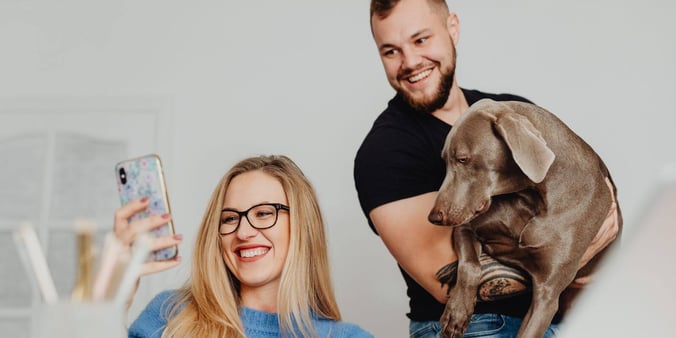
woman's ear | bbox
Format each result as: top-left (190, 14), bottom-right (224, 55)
top-left (447, 12), bottom-right (460, 45)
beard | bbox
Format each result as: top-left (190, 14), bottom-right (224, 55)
top-left (398, 45), bottom-right (457, 114)
top-left (401, 66), bottom-right (454, 114)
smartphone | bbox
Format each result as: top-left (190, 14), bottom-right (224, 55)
top-left (115, 154), bottom-right (178, 261)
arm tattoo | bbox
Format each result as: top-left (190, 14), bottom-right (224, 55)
top-left (436, 253), bottom-right (530, 302)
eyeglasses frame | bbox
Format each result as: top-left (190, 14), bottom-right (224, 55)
top-left (219, 202), bottom-right (290, 235)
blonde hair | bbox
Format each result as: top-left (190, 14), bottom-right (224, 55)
top-left (162, 155), bottom-right (341, 338)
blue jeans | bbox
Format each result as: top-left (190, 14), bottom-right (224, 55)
top-left (409, 314), bottom-right (560, 338)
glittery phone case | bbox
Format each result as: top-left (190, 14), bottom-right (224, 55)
top-left (115, 154), bottom-right (177, 261)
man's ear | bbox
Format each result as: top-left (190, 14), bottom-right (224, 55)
top-left (447, 12), bottom-right (460, 45)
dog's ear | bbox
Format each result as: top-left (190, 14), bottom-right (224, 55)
top-left (494, 113), bottom-right (555, 183)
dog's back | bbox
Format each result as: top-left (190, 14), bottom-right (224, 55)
top-left (497, 100), bottom-right (622, 274)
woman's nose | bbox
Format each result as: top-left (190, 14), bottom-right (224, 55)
top-left (236, 217), bottom-right (258, 239)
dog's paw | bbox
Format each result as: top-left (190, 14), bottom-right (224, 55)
top-left (440, 308), bottom-right (471, 338)
top-left (440, 291), bottom-right (475, 338)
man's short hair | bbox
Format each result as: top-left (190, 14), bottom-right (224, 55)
top-left (370, 0), bottom-right (449, 20)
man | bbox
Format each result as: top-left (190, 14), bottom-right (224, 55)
top-left (353, 0), bottom-right (620, 337)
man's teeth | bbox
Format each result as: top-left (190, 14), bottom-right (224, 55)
top-left (409, 69), bottom-right (432, 83)
top-left (240, 247), bottom-right (269, 258)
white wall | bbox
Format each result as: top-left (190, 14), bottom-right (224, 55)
top-left (1, 0), bottom-right (674, 336)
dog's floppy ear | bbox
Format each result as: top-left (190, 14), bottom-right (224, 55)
top-left (494, 112), bottom-right (555, 183)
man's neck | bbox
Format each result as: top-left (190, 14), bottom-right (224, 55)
top-left (431, 83), bottom-right (468, 126)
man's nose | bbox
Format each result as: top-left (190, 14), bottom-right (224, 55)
top-left (401, 48), bottom-right (423, 70)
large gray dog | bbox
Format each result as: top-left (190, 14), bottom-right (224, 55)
top-left (428, 99), bottom-right (622, 338)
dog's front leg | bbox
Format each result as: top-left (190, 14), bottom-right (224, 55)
top-left (440, 226), bottom-right (482, 338)
top-left (518, 273), bottom-right (571, 338)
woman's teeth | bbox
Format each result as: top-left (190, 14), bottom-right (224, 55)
top-left (240, 247), bottom-right (269, 258)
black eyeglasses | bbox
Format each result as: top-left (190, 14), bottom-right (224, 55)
top-left (219, 203), bottom-right (290, 235)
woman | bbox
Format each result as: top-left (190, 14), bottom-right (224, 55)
top-left (116, 155), bottom-right (372, 337)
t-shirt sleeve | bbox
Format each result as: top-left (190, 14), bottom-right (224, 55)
top-left (354, 126), bottom-right (442, 233)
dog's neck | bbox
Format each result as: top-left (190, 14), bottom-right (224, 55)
top-left (493, 171), bottom-right (536, 196)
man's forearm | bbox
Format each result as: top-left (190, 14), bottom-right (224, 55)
top-left (437, 253), bottom-right (530, 302)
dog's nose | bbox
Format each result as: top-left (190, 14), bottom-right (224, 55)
top-left (428, 210), bottom-right (445, 225)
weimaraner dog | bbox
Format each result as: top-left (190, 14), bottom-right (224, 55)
top-left (428, 99), bottom-right (622, 338)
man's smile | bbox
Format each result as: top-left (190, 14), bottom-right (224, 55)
top-left (407, 68), bottom-right (433, 83)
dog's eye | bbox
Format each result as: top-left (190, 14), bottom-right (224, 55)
top-left (457, 156), bottom-right (469, 164)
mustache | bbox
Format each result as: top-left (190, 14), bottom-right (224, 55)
top-left (398, 62), bottom-right (436, 80)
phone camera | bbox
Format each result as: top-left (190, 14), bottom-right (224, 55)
top-left (119, 167), bottom-right (127, 185)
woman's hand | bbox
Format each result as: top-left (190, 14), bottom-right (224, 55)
top-left (113, 197), bottom-right (183, 307)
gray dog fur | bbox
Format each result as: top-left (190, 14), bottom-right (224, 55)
top-left (428, 99), bottom-right (622, 338)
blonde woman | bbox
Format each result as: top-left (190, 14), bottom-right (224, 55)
top-left (116, 155), bottom-right (372, 337)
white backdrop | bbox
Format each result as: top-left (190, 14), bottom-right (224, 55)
top-left (1, 1), bottom-right (674, 336)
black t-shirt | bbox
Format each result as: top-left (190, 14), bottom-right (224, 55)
top-left (354, 88), bottom-right (550, 322)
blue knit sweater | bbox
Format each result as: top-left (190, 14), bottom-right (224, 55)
top-left (128, 291), bottom-right (373, 338)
